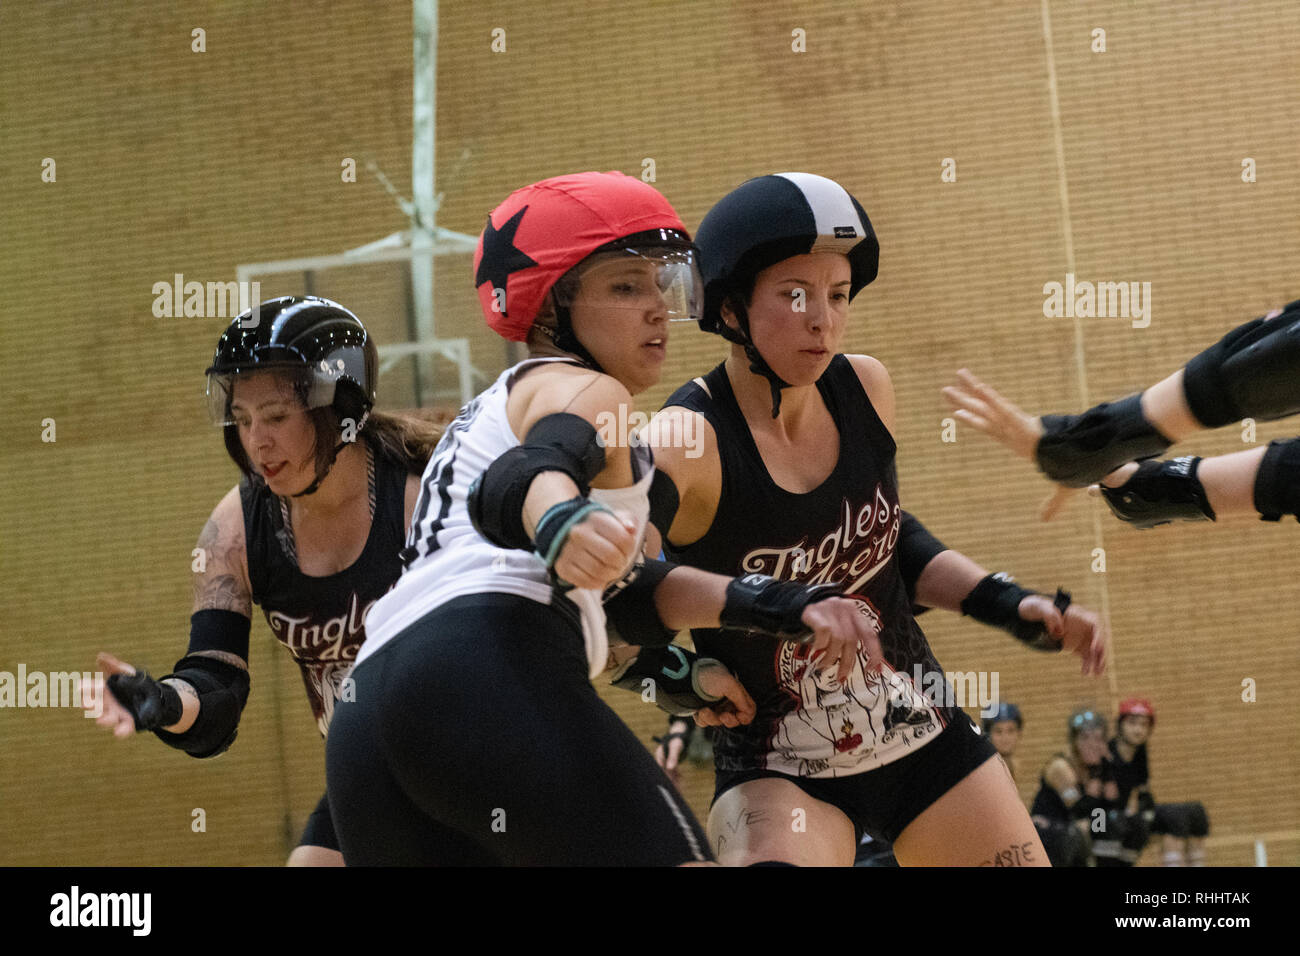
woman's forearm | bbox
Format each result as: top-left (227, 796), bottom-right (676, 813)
top-left (911, 549), bottom-right (988, 613)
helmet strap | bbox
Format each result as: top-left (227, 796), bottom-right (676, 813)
top-left (549, 303), bottom-right (605, 374)
top-left (723, 299), bottom-right (791, 419)
top-left (290, 409), bottom-right (370, 498)
top-left (289, 440), bottom-right (346, 497)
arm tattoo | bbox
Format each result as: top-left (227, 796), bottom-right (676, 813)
top-left (193, 517), bottom-right (252, 616)
top-left (196, 574), bottom-right (252, 616)
top-left (190, 649), bottom-right (249, 671)
top-left (196, 517), bottom-right (220, 554)
top-left (163, 678), bottom-right (199, 702)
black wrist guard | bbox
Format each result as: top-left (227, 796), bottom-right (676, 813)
top-left (609, 645), bottom-right (726, 716)
top-left (960, 573), bottom-right (1070, 651)
top-left (1099, 456), bottom-right (1215, 529)
top-left (605, 557), bottom-right (678, 647)
top-left (106, 669), bottom-right (184, 731)
top-left (1037, 394), bottom-right (1173, 487)
top-left (720, 573), bottom-right (843, 644)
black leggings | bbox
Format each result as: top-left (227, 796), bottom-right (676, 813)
top-left (298, 791), bottom-right (339, 851)
top-left (326, 593), bottom-right (711, 866)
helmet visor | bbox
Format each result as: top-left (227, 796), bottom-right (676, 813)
top-left (204, 339), bottom-right (372, 426)
top-left (557, 246), bottom-right (703, 323)
top-left (205, 366), bottom-right (304, 426)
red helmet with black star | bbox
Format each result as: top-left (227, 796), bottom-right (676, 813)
top-left (473, 171), bottom-right (696, 341)
top-left (1118, 697), bottom-right (1156, 728)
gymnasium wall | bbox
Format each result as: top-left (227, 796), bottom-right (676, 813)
top-left (2, 0), bottom-right (1296, 865)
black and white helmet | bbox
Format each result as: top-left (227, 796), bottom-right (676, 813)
top-left (693, 173), bottom-right (879, 415)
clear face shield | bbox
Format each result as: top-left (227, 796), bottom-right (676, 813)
top-left (554, 244), bottom-right (704, 323)
top-left (205, 346), bottom-right (370, 426)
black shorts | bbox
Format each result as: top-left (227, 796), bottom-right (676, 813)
top-left (326, 593), bottom-right (711, 866)
top-left (298, 791), bottom-right (339, 851)
top-left (713, 713), bottom-right (997, 844)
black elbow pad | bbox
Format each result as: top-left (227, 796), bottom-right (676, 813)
top-left (1183, 301), bottom-right (1300, 427)
top-left (647, 469), bottom-right (681, 539)
top-left (1254, 437), bottom-right (1300, 522)
top-left (896, 511), bottom-right (947, 605)
top-left (153, 655), bottom-right (251, 758)
top-left (468, 413), bottom-right (607, 550)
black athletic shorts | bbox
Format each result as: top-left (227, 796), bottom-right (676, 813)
top-left (713, 713), bottom-right (997, 844)
top-left (298, 791), bottom-right (339, 851)
top-left (326, 593), bottom-right (711, 866)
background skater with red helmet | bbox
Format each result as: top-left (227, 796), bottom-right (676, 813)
top-left (645, 172), bottom-right (1108, 866)
top-left (1111, 697), bottom-right (1211, 866)
top-left (1032, 709), bottom-right (1150, 866)
top-left (324, 172), bottom-right (880, 865)
top-left (85, 298), bottom-right (440, 865)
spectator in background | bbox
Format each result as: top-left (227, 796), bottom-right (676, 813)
top-left (1110, 697), bottom-right (1210, 866)
top-left (1031, 709), bottom-right (1140, 866)
top-left (983, 702), bottom-right (1024, 781)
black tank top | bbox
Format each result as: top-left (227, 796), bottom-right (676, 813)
top-left (1108, 739), bottom-right (1149, 806)
top-left (663, 356), bottom-right (956, 776)
top-left (241, 445), bottom-right (408, 736)
top-left (1030, 758), bottom-right (1073, 822)
top-left (1031, 752), bottom-right (1118, 821)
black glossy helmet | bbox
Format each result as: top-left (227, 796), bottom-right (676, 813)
top-left (205, 296), bottom-right (378, 495)
top-left (205, 296), bottom-right (377, 426)
top-left (694, 173), bottom-right (879, 416)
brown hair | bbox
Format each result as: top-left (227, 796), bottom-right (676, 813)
top-left (221, 369), bottom-right (444, 483)
top-left (362, 408), bottom-right (445, 475)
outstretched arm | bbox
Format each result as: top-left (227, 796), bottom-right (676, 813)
top-left (910, 547), bottom-right (1107, 676)
top-left (1096, 438), bottom-right (1299, 526)
top-left (87, 487), bottom-right (253, 756)
top-left (943, 300), bottom-right (1299, 497)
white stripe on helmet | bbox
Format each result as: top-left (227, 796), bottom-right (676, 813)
top-left (774, 172), bottom-right (869, 254)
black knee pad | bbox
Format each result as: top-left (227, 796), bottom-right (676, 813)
top-left (1036, 821), bottom-right (1090, 868)
top-left (1121, 812), bottom-right (1152, 852)
top-left (1154, 802), bottom-right (1210, 838)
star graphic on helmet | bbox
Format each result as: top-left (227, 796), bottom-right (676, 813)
top-left (475, 207), bottom-right (538, 316)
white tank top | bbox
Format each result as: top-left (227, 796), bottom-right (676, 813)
top-left (356, 358), bottom-right (653, 678)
